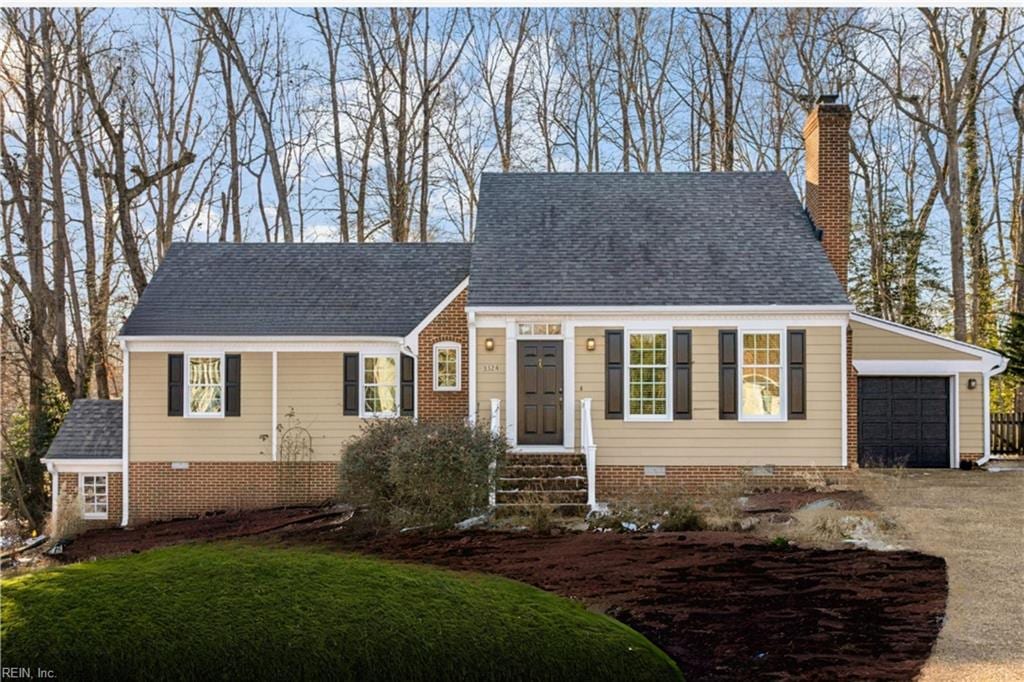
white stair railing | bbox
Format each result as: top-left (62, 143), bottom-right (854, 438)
top-left (489, 399), bottom-right (501, 507)
top-left (580, 398), bottom-right (598, 512)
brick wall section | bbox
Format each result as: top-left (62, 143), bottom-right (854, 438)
top-left (58, 470), bottom-right (122, 529)
top-left (803, 102), bottom-right (852, 289)
top-left (129, 461), bottom-right (338, 524)
top-left (847, 325), bottom-right (858, 469)
top-left (416, 287), bottom-right (469, 422)
top-left (596, 465), bottom-right (853, 497)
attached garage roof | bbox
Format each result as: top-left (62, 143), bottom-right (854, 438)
top-left (45, 400), bottom-right (123, 460)
top-left (120, 243), bottom-right (471, 337)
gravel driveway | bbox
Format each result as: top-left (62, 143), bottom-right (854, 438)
top-left (863, 469), bottom-right (1024, 681)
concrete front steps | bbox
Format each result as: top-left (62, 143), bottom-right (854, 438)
top-left (496, 452), bottom-right (589, 516)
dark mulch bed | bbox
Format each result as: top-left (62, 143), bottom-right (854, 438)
top-left (60, 508), bottom-right (947, 681)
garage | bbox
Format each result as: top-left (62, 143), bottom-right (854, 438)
top-left (858, 376), bottom-right (950, 468)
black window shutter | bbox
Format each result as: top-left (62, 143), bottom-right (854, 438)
top-left (167, 354), bottom-right (184, 417)
top-left (605, 330), bottom-right (624, 420)
top-left (673, 330), bottom-right (692, 420)
top-left (788, 330), bottom-right (806, 419)
top-left (225, 354), bottom-right (241, 417)
top-left (719, 330), bottom-right (738, 420)
top-left (400, 354), bottom-right (415, 417)
top-left (342, 353), bottom-right (359, 416)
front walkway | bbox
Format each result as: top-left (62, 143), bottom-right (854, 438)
top-left (862, 469), bottom-right (1024, 681)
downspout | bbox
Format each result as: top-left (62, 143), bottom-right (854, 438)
top-left (120, 339), bottom-right (130, 527)
top-left (976, 357), bottom-right (1010, 467)
top-left (46, 462), bottom-right (59, 529)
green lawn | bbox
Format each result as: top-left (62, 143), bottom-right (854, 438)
top-left (2, 543), bottom-right (682, 681)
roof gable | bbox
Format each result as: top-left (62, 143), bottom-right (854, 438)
top-left (468, 172), bottom-right (849, 308)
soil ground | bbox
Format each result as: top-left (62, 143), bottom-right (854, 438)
top-left (58, 506), bottom-right (947, 681)
top-left (861, 469), bottom-right (1024, 682)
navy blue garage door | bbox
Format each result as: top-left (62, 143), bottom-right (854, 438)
top-left (858, 377), bottom-right (950, 468)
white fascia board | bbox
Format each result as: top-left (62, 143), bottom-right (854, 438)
top-left (853, 360), bottom-right (994, 376)
top-left (42, 458), bottom-right (123, 473)
top-left (122, 337), bottom-right (404, 353)
top-left (473, 312), bottom-right (850, 329)
top-left (467, 304), bottom-right (854, 315)
top-left (850, 312), bottom-right (1005, 363)
top-left (403, 278), bottom-right (469, 352)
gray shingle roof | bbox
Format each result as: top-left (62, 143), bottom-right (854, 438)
top-left (468, 172), bottom-right (850, 307)
top-left (46, 400), bottom-right (123, 460)
top-left (121, 243), bottom-right (471, 337)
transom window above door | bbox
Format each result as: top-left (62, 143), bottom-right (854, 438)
top-left (627, 332), bottom-right (668, 419)
top-left (517, 323), bottom-right (561, 336)
top-left (740, 332), bottom-right (784, 419)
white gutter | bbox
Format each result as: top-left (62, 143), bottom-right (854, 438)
top-left (46, 461), bottom-right (59, 529)
top-left (121, 340), bottom-right (130, 527)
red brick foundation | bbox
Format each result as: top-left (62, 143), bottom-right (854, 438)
top-left (57, 470), bottom-right (123, 529)
top-left (596, 464), bottom-right (853, 497)
top-left (128, 461), bottom-right (339, 524)
top-left (416, 287), bottom-right (469, 422)
top-left (959, 453), bottom-right (983, 463)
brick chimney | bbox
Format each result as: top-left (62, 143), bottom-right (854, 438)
top-left (803, 95), bottom-right (852, 289)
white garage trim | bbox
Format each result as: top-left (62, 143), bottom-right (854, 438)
top-left (854, 360), bottom-right (996, 376)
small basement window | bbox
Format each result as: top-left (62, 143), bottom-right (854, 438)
top-left (80, 474), bottom-right (108, 519)
top-left (362, 355), bottom-right (398, 417)
top-left (433, 342), bottom-right (461, 391)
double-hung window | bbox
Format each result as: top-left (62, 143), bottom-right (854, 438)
top-left (80, 474), bottom-right (108, 519)
top-left (187, 354), bottom-right (223, 417)
top-left (362, 355), bottom-right (398, 417)
top-left (740, 332), bottom-right (784, 420)
top-left (433, 343), bottom-right (461, 391)
top-left (626, 332), bottom-right (669, 419)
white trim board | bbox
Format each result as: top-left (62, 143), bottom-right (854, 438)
top-left (403, 278), bottom-right (469, 353)
top-left (468, 304), bottom-right (854, 314)
top-left (474, 313), bottom-right (849, 329)
top-left (853, 360), bottom-right (996, 376)
top-left (42, 458), bottom-right (123, 473)
top-left (123, 338), bottom-right (403, 353)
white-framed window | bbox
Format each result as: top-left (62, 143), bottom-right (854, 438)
top-left (361, 354), bottom-right (399, 417)
top-left (739, 331), bottom-right (786, 421)
top-left (186, 353), bottom-right (224, 418)
top-left (626, 332), bottom-right (670, 421)
top-left (79, 473), bottom-right (108, 519)
top-left (433, 342), bottom-right (461, 391)
top-left (517, 322), bottom-right (562, 337)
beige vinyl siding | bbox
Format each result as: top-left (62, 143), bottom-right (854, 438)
top-left (475, 330), bottom-right (506, 432)
top-left (276, 352), bottom-right (363, 460)
top-left (851, 321), bottom-right (977, 361)
top-left (574, 327), bottom-right (843, 466)
top-left (958, 372), bottom-right (984, 454)
top-left (130, 352), bottom-right (273, 462)
top-left (130, 351), bottom-right (368, 462)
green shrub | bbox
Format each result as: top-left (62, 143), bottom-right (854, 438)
top-left (659, 503), bottom-right (706, 532)
top-left (339, 419), bottom-right (507, 529)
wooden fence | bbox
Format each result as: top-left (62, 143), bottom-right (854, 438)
top-left (991, 413), bottom-right (1024, 456)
